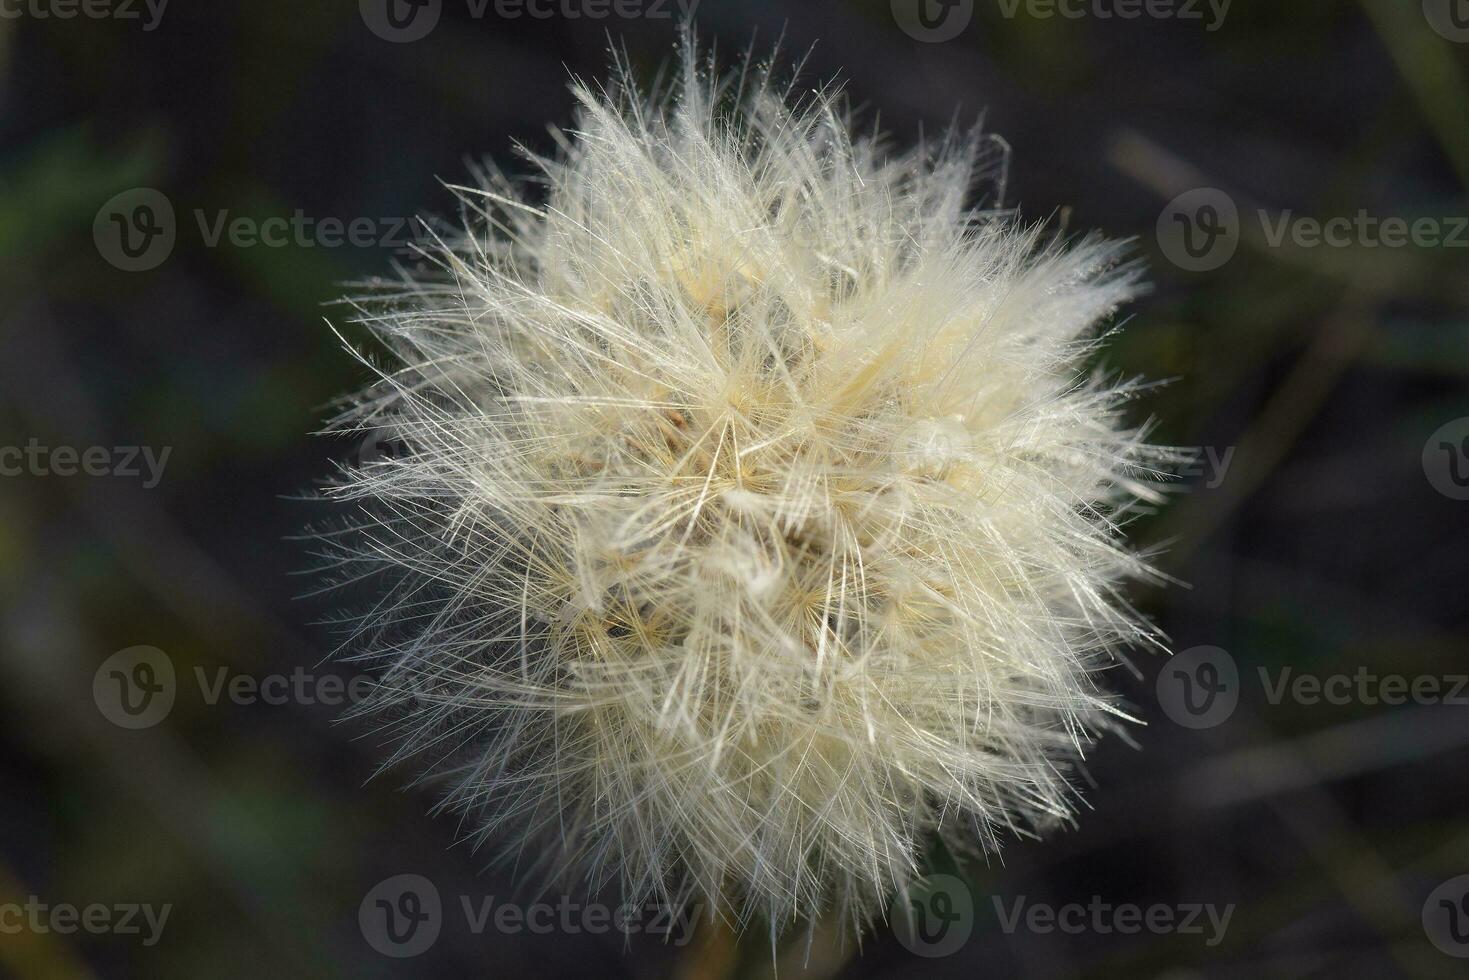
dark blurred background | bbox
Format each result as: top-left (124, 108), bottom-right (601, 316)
top-left (2, 1), bottom-right (1468, 977)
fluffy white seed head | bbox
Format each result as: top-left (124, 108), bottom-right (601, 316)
top-left (321, 40), bottom-right (1168, 936)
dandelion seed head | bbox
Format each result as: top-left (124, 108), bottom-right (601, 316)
top-left (322, 37), bottom-right (1169, 935)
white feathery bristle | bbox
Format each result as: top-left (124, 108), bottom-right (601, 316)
top-left (319, 37), bottom-right (1170, 937)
